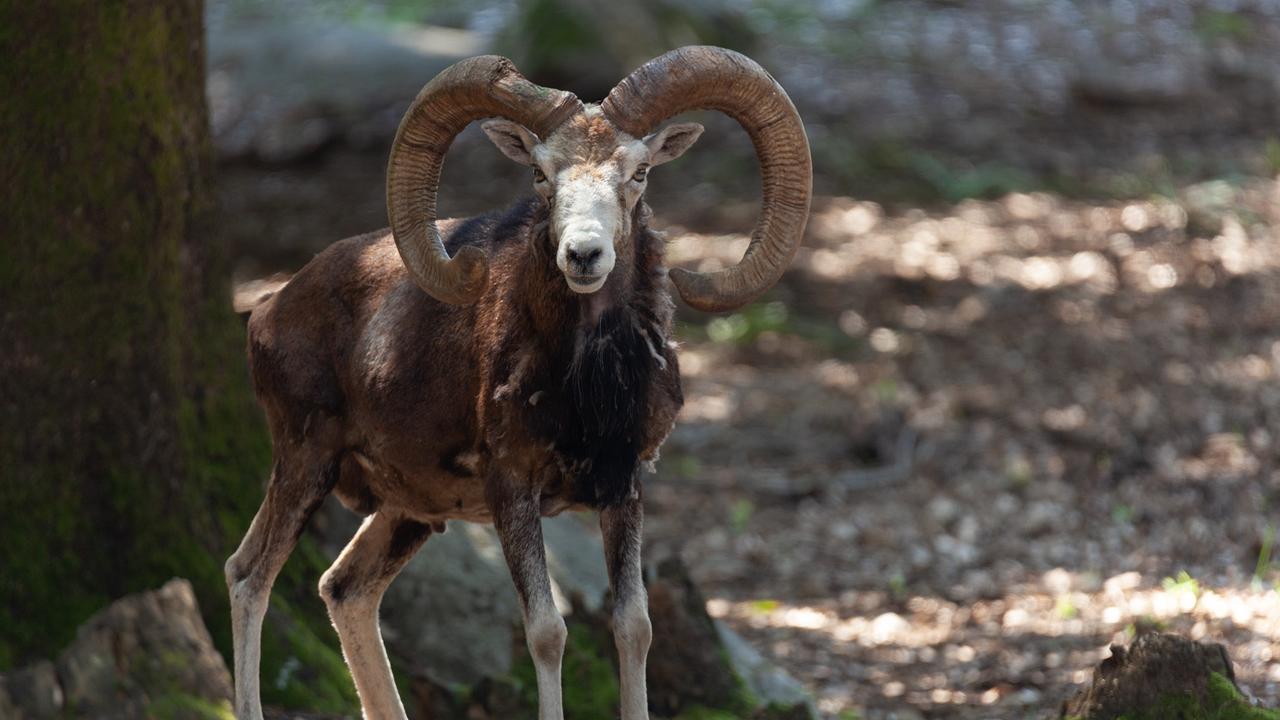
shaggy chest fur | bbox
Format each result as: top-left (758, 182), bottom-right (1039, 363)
top-left (527, 306), bottom-right (665, 507)
top-left (478, 199), bottom-right (680, 509)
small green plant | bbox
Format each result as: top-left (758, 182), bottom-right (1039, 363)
top-left (693, 300), bottom-right (858, 355)
top-left (1111, 504), bottom-right (1134, 524)
top-left (670, 453), bottom-right (702, 481)
top-left (1055, 594), bottom-right (1079, 620)
top-left (906, 152), bottom-right (1035, 202)
top-left (888, 572), bottom-right (908, 601)
top-left (1265, 138), bottom-right (1280, 176)
top-left (706, 301), bottom-right (789, 344)
top-left (749, 599), bottom-right (781, 614)
top-left (873, 378), bottom-right (898, 404)
top-left (729, 498), bottom-right (755, 534)
top-left (1196, 9), bottom-right (1253, 43)
top-left (1005, 457), bottom-right (1033, 488)
top-left (1162, 571), bottom-right (1201, 600)
top-left (1125, 616), bottom-right (1168, 639)
top-left (1253, 526), bottom-right (1275, 590)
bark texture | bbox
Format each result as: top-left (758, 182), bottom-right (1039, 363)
top-left (0, 0), bottom-right (269, 670)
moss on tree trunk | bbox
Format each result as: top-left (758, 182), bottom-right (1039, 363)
top-left (0, 0), bottom-right (269, 669)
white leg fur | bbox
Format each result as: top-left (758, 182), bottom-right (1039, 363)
top-left (228, 575), bottom-right (270, 720)
top-left (614, 601), bottom-right (653, 720)
top-left (602, 500), bottom-right (651, 720)
top-left (491, 481), bottom-right (566, 720)
top-left (320, 513), bottom-right (431, 720)
top-left (525, 602), bottom-right (568, 720)
top-left (226, 456), bottom-right (335, 720)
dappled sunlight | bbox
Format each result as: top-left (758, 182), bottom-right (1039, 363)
top-left (703, 574), bottom-right (1280, 716)
top-left (739, 182), bottom-right (1280, 300)
top-left (644, 176), bottom-right (1280, 718)
top-left (666, 232), bottom-right (751, 273)
top-left (679, 385), bottom-right (738, 423)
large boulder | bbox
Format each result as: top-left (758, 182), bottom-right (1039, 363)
top-left (206, 0), bottom-right (484, 162)
top-left (373, 512), bottom-right (611, 690)
top-left (0, 579), bottom-right (233, 720)
top-left (319, 505), bottom-right (814, 719)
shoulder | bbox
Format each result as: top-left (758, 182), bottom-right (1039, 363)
top-left (443, 197), bottom-right (546, 253)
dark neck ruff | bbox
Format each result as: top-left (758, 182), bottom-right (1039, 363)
top-left (521, 203), bottom-right (668, 508)
top-left (558, 305), bottom-right (658, 507)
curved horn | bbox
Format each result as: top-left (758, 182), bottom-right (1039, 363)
top-left (387, 56), bottom-right (582, 304)
top-left (601, 46), bottom-right (812, 313)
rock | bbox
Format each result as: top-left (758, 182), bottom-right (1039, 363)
top-left (0, 578), bottom-right (233, 720)
top-left (1181, 180), bottom-right (1239, 238)
top-left (0, 685), bottom-right (15, 719)
top-left (927, 495), bottom-right (960, 525)
top-left (645, 557), bottom-right (749, 715)
top-left (1059, 632), bottom-right (1269, 719)
top-left (381, 519), bottom-right (520, 687)
top-left (644, 557), bottom-right (815, 719)
top-left (373, 512), bottom-right (605, 689)
top-left (1, 662), bottom-right (62, 719)
top-left (718, 623), bottom-right (812, 713)
top-left (1071, 63), bottom-right (1207, 106)
top-left (317, 503), bottom-right (814, 718)
top-left (206, 0), bottom-right (485, 162)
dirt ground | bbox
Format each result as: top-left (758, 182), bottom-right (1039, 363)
top-left (641, 181), bottom-right (1280, 719)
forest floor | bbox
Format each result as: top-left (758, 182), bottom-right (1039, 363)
top-left (221, 141), bottom-right (1280, 719)
top-left (640, 180), bottom-right (1280, 719)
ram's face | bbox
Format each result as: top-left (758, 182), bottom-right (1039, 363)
top-left (483, 107), bottom-right (702, 294)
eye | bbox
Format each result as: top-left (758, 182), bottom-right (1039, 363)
top-left (631, 165), bottom-right (649, 183)
top-left (533, 167), bottom-right (547, 183)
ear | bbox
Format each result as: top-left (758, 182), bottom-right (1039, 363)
top-left (481, 119), bottom-right (539, 166)
top-left (643, 122), bottom-right (704, 167)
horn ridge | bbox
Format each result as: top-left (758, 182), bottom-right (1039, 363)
top-left (386, 55), bottom-right (582, 305)
top-left (601, 46), bottom-right (812, 312)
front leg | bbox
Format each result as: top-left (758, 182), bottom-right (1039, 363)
top-left (489, 473), bottom-right (566, 720)
top-left (601, 498), bottom-right (651, 720)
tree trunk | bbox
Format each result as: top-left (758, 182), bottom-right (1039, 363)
top-left (0, 1), bottom-right (269, 668)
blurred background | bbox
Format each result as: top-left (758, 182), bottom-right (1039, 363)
top-left (5, 1), bottom-right (1280, 718)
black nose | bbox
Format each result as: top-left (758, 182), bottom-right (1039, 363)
top-left (566, 247), bottom-right (602, 268)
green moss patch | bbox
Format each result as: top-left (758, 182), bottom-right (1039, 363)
top-left (1105, 673), bottom-right (1280, 720)
top-left (257, 595), bottom-right (359, 714)
top-left (673, 707), bottom-right (742, 720)
top-left (1202, 673), bottom-right (1278, 720)
top-left (149, 694), bottom-right (236, 720)
top-left (510, 621), bottom-right (619, 719)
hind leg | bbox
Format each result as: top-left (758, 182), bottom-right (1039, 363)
top-left (225, 445), bottom-right (339, 720)
top-left (319, 511), bottom-right (432, 720)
